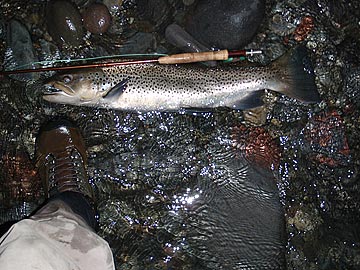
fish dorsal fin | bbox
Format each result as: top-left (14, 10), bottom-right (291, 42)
top-left (103, 79), bottom-right (128, 100)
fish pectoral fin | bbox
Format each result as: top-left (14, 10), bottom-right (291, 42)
top-left (230, 90), bottom-right (265, 110)
top-left (103, 79), bottom-right (128, 100)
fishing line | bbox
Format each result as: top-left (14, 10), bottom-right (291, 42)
top-left (0, 50), bottom-right (262, 76)
top-left (14, 53), bottom-right (168, 70)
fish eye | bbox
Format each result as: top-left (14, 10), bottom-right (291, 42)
top-left (62, 75), bottom-right (73, 84)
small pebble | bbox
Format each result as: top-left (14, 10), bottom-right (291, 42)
top-left (82, 3), bottom-right (112, 34)
top-left (46, 0), bottom-right (84, 47)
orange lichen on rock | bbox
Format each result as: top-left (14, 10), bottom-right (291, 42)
top-left (294, 16), bottom-right (315, 41)
top-left (231, 125), bottom-right (281, 170)
top-left (284, 15), bottom-right (315, 43)
top-left (303, 110), bottom-right (350, 166)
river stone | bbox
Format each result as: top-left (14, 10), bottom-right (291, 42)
top-left (82, 3), bottom-right (112, 34)
top-left (185, 0), bottom-right (265, 50)
top-left (46, 0), bottom-right (84, 47)
top-left (136, 0), bottom-right (173, 32)
top-left (5, 20), bottom-right (39, 81)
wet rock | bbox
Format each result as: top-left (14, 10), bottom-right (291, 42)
top-left (165, 23), bottom-right (216, 66)
top-left (344, 67), bottom-right (360, 106)
top-left (136, 0), bottom-right (173, 32)
top-left (37, 39), bottom-right (61, 66)
top-left (301, 110), bottom-right (350, 167)
top-left (269, 13), bottom-right (297, 37)
top-left (291, 16), bottom-right (315, 42)
top-left (72, 0), bottom-right (93, 6)
top-left (5, 19), bottom-right (39, 81)
top-left (46, 0), bottom-right (84, 47)
top-left (118, 31), bottom-right (157, 54)
top-left (102, 0), bottom-right (124, 18)
top-left (182, 0), bottom-right (194, 6)
top-left (103, 0), bottom-right (123, 10)
top-left (0, 19), bottom-right (6, 40)
top-left (185, 0), bottom-right (265, 49)
top-left (82, 3), bottom-right (112, 34)
top-left (242, 106), bottom-right (268, 126)
top-left (1, 147), bottom-right (42, 202)
top-left (165, 23), bottom-right (206, 53)
top-left (231, 125), bottom-right (281, 169)
top-left (288, 209), bottom-right (321, 232)
top-left (101, 0), bottom-right (129, 40)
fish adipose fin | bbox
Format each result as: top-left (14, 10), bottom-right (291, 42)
top-left (272, 46), bottom-right (321, 103)
top-left (103, 79), bottom-right (128, 100)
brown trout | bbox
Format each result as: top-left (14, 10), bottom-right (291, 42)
top-left (43, 46), bottom-right (321, 111)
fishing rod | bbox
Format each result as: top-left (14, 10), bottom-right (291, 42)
top-left (0, 49), bottom-right (262, 75)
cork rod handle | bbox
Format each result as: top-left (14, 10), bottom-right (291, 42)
top-left (158, 50), bottom-right (229, 64)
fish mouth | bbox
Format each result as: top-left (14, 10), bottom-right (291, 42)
top-left (43, 80), bottom-right (77, 104)
top-left (43, 84), bottom-right (61, 95)
top-left (43, 81), bottom-right (75, 97)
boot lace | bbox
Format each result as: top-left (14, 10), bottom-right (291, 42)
top-left (45, 146), bottom-right (89, 195)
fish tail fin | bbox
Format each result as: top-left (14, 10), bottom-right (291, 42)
top-left (272, 46), bottom-right (321, 103)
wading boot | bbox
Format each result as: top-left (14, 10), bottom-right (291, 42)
top-left (35, 119), bottom-right (94, 201)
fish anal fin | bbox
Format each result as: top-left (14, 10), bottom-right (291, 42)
top-left (230, 91), bottom-right (265, 110)
top-left (180, 107), bottom-right (214, 114)
top-left (103, 79), bottom-right (128, 100)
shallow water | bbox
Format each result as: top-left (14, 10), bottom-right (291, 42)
top-left (1, 0), bottom-right (360, 269)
